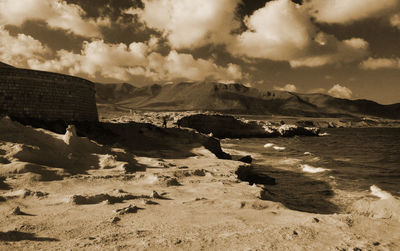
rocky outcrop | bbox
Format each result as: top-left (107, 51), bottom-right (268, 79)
top-left (235, 165), bottom-right (276, 185)
top-left (178, 114), bottom-right (320, 138)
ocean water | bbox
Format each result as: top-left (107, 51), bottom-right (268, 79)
top-left (221, 128), bottom-right (400, 213)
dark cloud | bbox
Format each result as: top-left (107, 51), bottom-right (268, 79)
top-left (5, 21), bottom-right (85, 53)
top-left (317, 20), bottom-right (400, 57)
top-left (239, 0), bottom-right (303, 17)
top-left (65, 0), bottom-right (143, 20)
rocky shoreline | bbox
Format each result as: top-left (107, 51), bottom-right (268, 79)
top-left (1, 116), bottom-right (400, 250)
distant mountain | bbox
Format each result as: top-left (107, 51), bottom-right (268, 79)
top-left (95, 82), bottom-right (137, 104)
top-left (95, 82), bottom-right (400, 119)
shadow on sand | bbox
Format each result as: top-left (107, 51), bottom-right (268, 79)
top-left (253, 164), bottom-right (340, 214)
top-left (0, 231), bottom-right (59, 242)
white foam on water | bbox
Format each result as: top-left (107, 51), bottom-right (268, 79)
top-left (300, 164), bottom-right (328, 173)
top-left (280, 158), bottom-right (302, 165)
top-left (273, 146), bottom-right (286, 151)
top-left (264, 143), bottom-right (274, 148)
top-left (370, 185), bottom-right (393, 200)
top-left (319, 132), bottom-right (330, 136)
top-left (309, 156), bottom-right (321, 162)
top-left (304, 152), bottom-right (311, 155)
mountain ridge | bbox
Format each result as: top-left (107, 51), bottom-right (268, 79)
top-left (95, 82), bottom-right (400, 119)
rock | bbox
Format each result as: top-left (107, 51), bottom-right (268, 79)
top-left (111, 216), bottom-right (121, 223)
top-left (258, 189), bottom-right (275, 200)
top-left (312, 217), bottom-right (320, 223)
top-left (158, 176), bottom-right (181, 187)
top-left (277, 124), bottom-right (320, 137)
top-left (178, 114), bottom-right (320, 139)
top-left (192, 169), bottom-right (206, 176)
top-left (11, 207), bottom-right (24, 215)
top-left (174, 169), bottom-right (206, 178)
top-left (70, 192), bottom-right (137, 205)
top-left (150, 191), bottom-right (163, 199)
top-left (238, 155), bottom-right (252, 164)
top-left (178, 114), bottom-right (266, 138)
top-left (142, 199), bottom-right (159, 205)
top-left (235, 165), bottom-right (276, 185)
top-left (0, 157), bottom-right (10, 164)
top-left (3, 189), bottom-right (48, 199)
top-left (114, 204), bottom-right (140, 215)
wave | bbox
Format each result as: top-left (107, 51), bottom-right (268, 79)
top-left (280, 158), bottom-right (302, 165)
top-left (264, 143), bottom-right (274, 148)
top-left (273, 146), bottom-right (285, 151)
top-left (304, 152), bottom-right (312, 155)
top-left (319, 132), bottom-right (330, 136)
top-left (334, 157), bottom-right (351, 162)
top-left (370, 185), bottom-right (393, 200)
top-left (351, 185), bottom-right (399, 221)
top-left (300, 164), bottom-right (329, 173)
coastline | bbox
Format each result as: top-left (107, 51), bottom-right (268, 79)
top-left (1, 116), bottom-right (400, 250)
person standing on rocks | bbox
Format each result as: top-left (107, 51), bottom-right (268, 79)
top-left (163, 116), bottom-right (168, 128)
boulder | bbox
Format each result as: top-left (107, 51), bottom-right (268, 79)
top-left (238, 155), bottom-right (252, 164)
top-left (235, 165), bottom-right (276, 185)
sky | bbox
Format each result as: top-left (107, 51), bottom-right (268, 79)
top-left (1, 0), bottom-right (400, 104)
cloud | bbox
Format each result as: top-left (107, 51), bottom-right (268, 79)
top-left (273, 84), bottom-right (297, 92)
top-left (29, 39), bottom-right (243, 82)
top-left (0, 26), bottom-right (49, 67)
top-left (360, 57), bottom-right (400, 70)
top-left (289, 37), bottom-right (369, 67)
top-left (229, 0), bottom-right (315, 61)
top-left (306, 0), bottom-right (399, 24)
top-left (29, 39), bottom-right (150, 81)
top-left (128, 0), bottom-right (240, 49)
top-left (0, 0), bottom-right (110, 37)
top-left (143, 50), bottom-right (243, 82)
top-left (229, 0), bottom-right (369, 67)
top-left (328, 84), bottom-right (353, 99)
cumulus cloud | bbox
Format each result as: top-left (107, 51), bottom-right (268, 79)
top-left (29, 40), bottom-right (151, 80)
top-left (143, 50), bottom-right (243, 82)
top-left (29, 39), bottom-right (243, 82)
top-left (306, 0), bottom-right (399, 24)
top-left (0, 26), bottom-right (49, 67)
top-left (229, 0), bottom-right (315, 61)
top-left (229, 0), bottom-right (369, 67)
top-left (273, 84), bottom-right (297, 92)
top-left (328, 84), bottom-right (353, 99)
top-left (128, 0), bottom-right (240, 49)
top-left (0, 0), bottom-right (110, 37)
top-left (360, 57), bottom-right (400, 70)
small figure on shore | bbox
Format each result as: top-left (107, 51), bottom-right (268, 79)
top-left (162, 116), bottom-right (167, 128)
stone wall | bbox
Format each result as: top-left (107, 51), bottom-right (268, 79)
top-left (0, 68), bottom-right (98, 122)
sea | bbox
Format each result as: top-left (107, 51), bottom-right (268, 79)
top-left (221, 127), bottom-right (400, 214)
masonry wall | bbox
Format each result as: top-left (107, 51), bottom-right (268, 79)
top-left (0, 68), bottom-right (98, 122)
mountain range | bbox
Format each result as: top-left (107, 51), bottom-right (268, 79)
top-left (95, 82), bottom-right (400, 119)
top-left (1, 61), bottom-right (398, 119)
